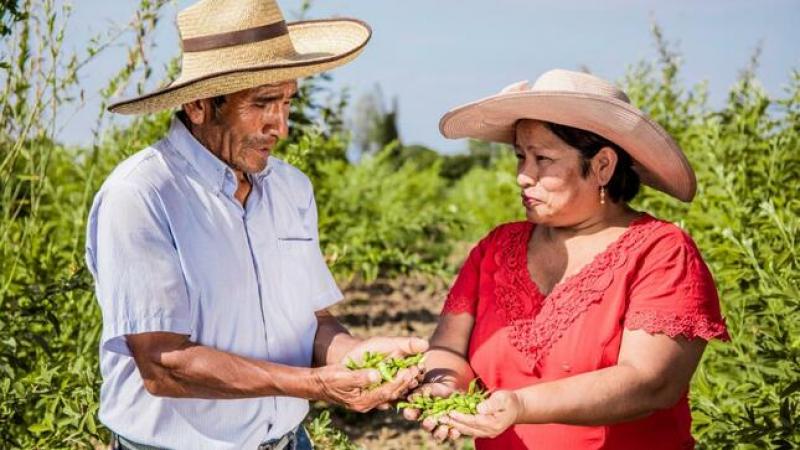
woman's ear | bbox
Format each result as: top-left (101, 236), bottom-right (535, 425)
top-left (592, 146), bottom-right (619, 185)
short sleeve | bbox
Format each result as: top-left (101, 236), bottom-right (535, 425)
top-left (441, 235), bottom-right (490, 316)
top-left (306, 192), bottom-right (343, 311)
top-left (625, 229), bottom-right (729, 341)
top-left (86, 181), bottom-right (192, 356)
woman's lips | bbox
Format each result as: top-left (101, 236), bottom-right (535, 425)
top-left (521, 194), bottom-right (543, 206)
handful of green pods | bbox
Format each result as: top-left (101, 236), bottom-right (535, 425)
top-left (396, 378), bottom-right (488, 420)
top-left (345, 351), bottom-right (425, 384)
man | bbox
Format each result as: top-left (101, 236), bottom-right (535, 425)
top-left (85, 1), bottom-right (426, 449)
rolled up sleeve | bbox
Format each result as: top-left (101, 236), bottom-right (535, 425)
top-left (87, 181), bottom-right (192, 356)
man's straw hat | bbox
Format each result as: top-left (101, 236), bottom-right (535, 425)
top-left (108, 0), bottom-right (371, 115)
top-left (439, 69), bottom-right (697, 202)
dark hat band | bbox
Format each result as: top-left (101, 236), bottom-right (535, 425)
top-left (182, 20), bottom-right (289, 52)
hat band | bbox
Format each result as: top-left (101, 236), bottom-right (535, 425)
top-left (182, 20), bottom-right (289, 53)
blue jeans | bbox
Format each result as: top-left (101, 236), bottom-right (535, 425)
top-left (258, 427), bottom-right (314, 450)
top-left (113, 426), bottom-right (314, 450)
top-left (295, 427), bottom-right (314, 450)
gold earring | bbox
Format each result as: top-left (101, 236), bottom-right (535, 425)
top-left (600, 186), bottom-right (606, 205)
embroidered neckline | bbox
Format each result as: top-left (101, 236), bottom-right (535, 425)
top-left (522, 213), bottom-right (653, 299)
top-left (493, 213), bottom-right (663, 372)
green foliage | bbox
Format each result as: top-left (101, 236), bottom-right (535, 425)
top-left (0, 1), bottom-right (179, 448)
top-left (623, 28), bottom-right (800, 449)
top-left (306, 410), bottom-right (363, 450)
top-left (314, 143), bottom-right (464, 281)
top-left (0, 2), bottom-right (797, 449)
top-left (397, 379), bottom-right (488, 420)
top-left (447, 150), bottom-right (525, 242)
top-left (683, 75), bottom-right (799, 450)
top-left (0, 0), bottom-right (26, 38)
top-left (345, 351), bottom-right (425, 384)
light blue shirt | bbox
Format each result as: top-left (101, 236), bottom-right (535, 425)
top-left (85, 118), bottom-right (342, 449)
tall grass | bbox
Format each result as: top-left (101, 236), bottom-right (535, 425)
top-left (617, 27), bottom-right (800, 448)
top-left (0, 1), bottom-right (172, 447)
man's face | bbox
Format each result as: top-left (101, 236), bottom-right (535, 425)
top-left (185, 80), bottom-right (298, 174)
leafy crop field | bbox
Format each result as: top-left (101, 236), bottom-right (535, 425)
top-left (1, 2), bottom-right (798, 449)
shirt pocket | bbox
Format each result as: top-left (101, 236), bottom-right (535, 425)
top-left (276, 225), bottom-right (316, 263)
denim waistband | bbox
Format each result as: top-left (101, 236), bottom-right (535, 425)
top-left (112, 425), bottom-right (308, 450)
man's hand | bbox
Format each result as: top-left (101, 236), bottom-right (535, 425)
top-left (312, 363), bottom-right (420, 413)
top-left (339, 336), bottom-right (428, 410)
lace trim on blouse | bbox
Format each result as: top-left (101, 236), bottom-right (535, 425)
top-left (494, 216), bottom-right (660, 370)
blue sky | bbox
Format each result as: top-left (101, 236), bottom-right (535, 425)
top-left (60, 0), bottom-right (799, 153)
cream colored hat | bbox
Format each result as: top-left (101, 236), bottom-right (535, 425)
top-left (108, 0), bottom-right (371, 115)
top-left (439, 69), bottom-right (696, 202)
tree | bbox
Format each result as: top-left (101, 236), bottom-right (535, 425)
top-left (351, 84), bottom-right (401, 156)
top-left (0, 0), bottom-right (26, 37)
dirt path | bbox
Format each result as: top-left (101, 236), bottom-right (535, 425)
top-left (316, 275), bottom-right (474, 450)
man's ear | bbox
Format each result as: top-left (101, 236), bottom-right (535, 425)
top-left (182, 98), bottom-right (214, 126)
top-left (592, 146), bottom-right (619, 185)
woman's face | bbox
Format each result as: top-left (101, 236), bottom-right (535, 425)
top-left (514, 120), bottom-right (602, 226)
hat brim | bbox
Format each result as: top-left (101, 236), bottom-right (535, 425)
top-left (108, 19), bottom-right (371, 115)
top-left (439, 91), bottom-right (697, 202)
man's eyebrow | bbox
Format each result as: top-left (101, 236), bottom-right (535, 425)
top-left (252, 91), bottom-right (298, 102)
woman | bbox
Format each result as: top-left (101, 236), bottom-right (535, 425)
top-left (403, 69), bottom-right (729, 449)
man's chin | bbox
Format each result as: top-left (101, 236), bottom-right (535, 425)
top-left (242, 153), bottom-right (270, 174)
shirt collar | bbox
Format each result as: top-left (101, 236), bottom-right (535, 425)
top-left (166, 116), bottom-right (275, 196)
top-left (166, 116), bottom-right (237, 196)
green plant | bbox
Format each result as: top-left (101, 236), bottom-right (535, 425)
top-left (397, 379), bottom-right (489, 420)
top-left (0, 0), bottom-right (161, 446)
top-left (1, 2), bottom-right (798, 448)
top-left (624, 26), bottom-right (800, 449)
top-left (446, 149), bottom-right (524, 243)
top-left (315, 143), bottom-right (464, 281)
top-left (345, 351), bottom-right (425, 383)
top-left (306, 410), bottom-right (363, 450)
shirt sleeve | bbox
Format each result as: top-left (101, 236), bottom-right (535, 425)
top-left (306, 192), bottom-right (343, 311)
top-left (625, 229), bottom-right (729, 341)
top-left (89, 181), bottom-right (192, 356)
top-left (441, 233), bottom-right (491, 316)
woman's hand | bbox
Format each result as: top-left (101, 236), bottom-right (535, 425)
top-left (439, 390), bottom-right (523, 439)
top-left (402, 380), bottom-right (465, 443)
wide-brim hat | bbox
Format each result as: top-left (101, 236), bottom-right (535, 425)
top-left (439, 69), bottom-right (696, 202)
top-left (108, 0), bottom-right (371, 115)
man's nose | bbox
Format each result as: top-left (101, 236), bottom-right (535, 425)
top-left (276, 103), bottom-right (289, 138)
top-left (263, 103), bottom-right (290, 138)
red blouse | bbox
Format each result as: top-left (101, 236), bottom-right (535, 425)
top-left (442, 214), bottom-right (729, 450)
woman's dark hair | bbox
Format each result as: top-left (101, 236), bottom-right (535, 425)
top-left (544, 121), bottom-right (640, 203)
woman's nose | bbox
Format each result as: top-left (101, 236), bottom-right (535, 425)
top-left (517, 160), bottom-right (538, 187)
